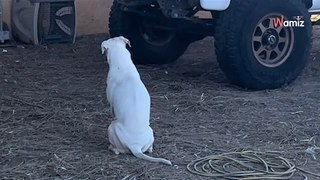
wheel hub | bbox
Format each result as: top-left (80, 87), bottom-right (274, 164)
top-left (262, 30), bottom-right (279, 50)
top-left (252, 14), bottom-right (294, 68)
top-left (265, 33), bottom-right (277, 46)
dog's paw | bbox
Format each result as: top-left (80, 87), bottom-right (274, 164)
top-left (147, 146), bottom-right (153, 153)
top-left (108, 145), bottom-right (120, 155)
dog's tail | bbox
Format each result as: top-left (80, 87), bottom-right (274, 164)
top-left (131, 149), bottom-right (172, 165)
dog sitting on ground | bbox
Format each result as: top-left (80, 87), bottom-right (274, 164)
top-left (101, 36), bottom-right (172, 165)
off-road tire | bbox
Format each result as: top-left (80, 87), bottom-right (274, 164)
top-left (214, 0), bottom-right (312, 90)
top-left (109, 1), bottom-right (190, 64)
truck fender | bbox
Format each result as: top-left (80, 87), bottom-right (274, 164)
top-left (199, 0), bottom-right (231, 11)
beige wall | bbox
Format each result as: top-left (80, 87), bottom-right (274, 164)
top-left (2, 0), bottom-right (112, 35)
top-left (2, 0), bottom-right (11, 27)
top-left (76, 0), bottom-right (112, 35)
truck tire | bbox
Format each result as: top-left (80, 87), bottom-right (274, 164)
top-left (109, 1), bottom-right (190, 64)
top-left (214, 0), bottom-right (312, 90)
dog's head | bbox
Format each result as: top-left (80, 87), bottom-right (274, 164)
top-left (101, 36), bottom-right (131, 56)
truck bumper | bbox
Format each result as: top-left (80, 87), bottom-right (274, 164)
top-left (199, 0), bottom-right (231, 11)
top-left (309, 0), bottom-right (320, 13)
top-left (200, 0), bottom-right (320, 12)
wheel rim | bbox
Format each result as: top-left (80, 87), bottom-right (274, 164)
top-left (139, 18), bottom-right (176, 46)
top-left (252, 13), bottom-right (294, 68)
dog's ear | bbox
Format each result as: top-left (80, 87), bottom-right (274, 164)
top-left (101, 42), bottom-right (105, 54)
top-left (101, 41), bottom-right (109, 55)
top-left (119, 36), bottom-right (131, 47)
top-left (101, 46), bottom-right (105, 55)
top-left (103, 47), bottom-right (109, 55)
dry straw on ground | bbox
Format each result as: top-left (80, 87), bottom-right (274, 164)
top-left (1, 31), bottom-right (320, 179)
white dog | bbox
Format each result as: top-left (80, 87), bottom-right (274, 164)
top-left (101, 36), bottom-right (172, 165)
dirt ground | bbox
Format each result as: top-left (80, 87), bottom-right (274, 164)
top-left (1, 27), bottom-right (320, 180)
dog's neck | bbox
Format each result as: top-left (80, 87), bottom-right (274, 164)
top-left (107, 44), bottom-right (139, 77)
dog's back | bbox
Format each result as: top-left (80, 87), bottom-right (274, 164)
top-left (111, 74), bottom-right (151, 127)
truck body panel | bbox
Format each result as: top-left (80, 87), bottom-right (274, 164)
top-left (200, 0), bottom-right (320, 12)
top-left (310, 0), bottom-right (320, 12)
top-left (200, 0), bottom-right (230, 10)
